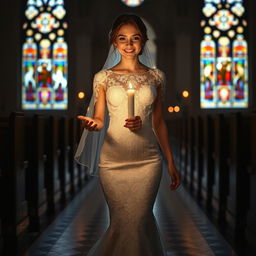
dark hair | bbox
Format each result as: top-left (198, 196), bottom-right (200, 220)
top-left (109, 14), bottom-right (148, 54)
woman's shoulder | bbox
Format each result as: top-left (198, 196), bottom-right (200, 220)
top-left (150, 68), bottom-right (165, 82)
top-left (150, 67), bottom-right (165, 76)
top-left (93, 69), bottom-right (110, 83)
top-left (94, 69), bottom-right (110, 77)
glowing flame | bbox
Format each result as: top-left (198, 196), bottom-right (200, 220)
top-left (182, 90), bottom-right (189, 98)
top-left (78, 92), bottom-right (85, 99)
top-left (168, 106), bottom-right (174, 113)
top-left (174, 106), bottom-right (180, 112)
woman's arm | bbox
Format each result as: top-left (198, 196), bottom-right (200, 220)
top-left (78, 85), bottom-right (106, 131)
top-left (152, 86), bottom-right (180, 190)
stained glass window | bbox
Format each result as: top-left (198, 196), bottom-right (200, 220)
top-left (200, 0), bottom-right (248, 108)
top-left (121, 0), bottom-right (144, 7)
top-left (22, 0), bottom-right (68, 110)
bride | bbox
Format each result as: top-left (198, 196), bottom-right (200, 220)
top-left (75, 13), bottom-right (180, 256)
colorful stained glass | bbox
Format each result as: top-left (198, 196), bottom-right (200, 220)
top-left (52, 37), bottom-right (68, 106)
top-left (200, 0), bottom-right (248, 108)
top-left (216, 37), bottom-right (232, 107)
top-left (205, 0), bottom-right (221, 4)
top-left (232, 35), bottom-right (248, 106)
top-left (200, 35), bottom-right (216, 108)
top-left (121, 0), bottom-right (144, 7)
top-left (231, 3), bottom-right (244, 16)
top-left (22, 38), bottom-right (37, 107)
top-left (210, 10), bottom-right (238, 31)
top-left (203, 3), bottom-right (217, 17)
top-left (227, 0), bottom-right (243, 4)
top-left (22, 0), bottom-right (68, 110)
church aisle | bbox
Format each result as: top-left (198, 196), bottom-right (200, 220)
top-left (23, 169), bottom-right (236, 256)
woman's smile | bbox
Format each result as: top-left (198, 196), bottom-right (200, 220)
top-left (114, 23), bottom-right (143, 58)
top-left (124, 48), bottom-right (135, 53)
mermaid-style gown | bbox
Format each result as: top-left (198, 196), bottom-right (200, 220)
top-left (87, 68), bottom-right (167, 256)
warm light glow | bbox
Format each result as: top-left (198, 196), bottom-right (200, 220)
top-left (204, 26), bottom-right (211, 34)
top-left (26, 29), bottom-right (33, 36)
top-left (121, 0), bottom-right (144, 7)
top-left (219, 88), bottom-right (229, 102)
top-left (174, 106), bottom-right (180, 112)
top-left (182, 90), bottom-right (189, 98)
top-left (213, 30), bottom-right (220, 38)
top-left (128, 81), bottom-right (135, 90)
top-left (78, 92), bottom-right (85, 99)
top-left (57, 29), bottom-right (64, 36)
top-left (168, 106), bottom-right (174, 113)
top-left (237, 26), bottom-right (244, 33)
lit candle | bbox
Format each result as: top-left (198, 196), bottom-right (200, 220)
top-left (127, 81), bottom-right (135, 117)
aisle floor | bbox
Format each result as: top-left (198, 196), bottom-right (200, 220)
top-left (24, 170), bottom-right (237, 256)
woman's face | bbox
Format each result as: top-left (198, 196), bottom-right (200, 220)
top-left (113, 23), bottom-right (143, 59)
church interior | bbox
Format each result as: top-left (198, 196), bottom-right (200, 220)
top-left (0, 0), bottom-right (256, 255)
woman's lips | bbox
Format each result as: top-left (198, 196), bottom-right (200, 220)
top-left (124, 49), bottom-right (135, 53)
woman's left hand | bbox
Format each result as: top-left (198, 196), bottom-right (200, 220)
top-left (124, 116), bottom-right (142, 131)
top-left (168, 163), bottom-right (181, 190)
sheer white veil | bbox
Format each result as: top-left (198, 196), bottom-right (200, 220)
top-left (74, 40), bottom-right (157, 177)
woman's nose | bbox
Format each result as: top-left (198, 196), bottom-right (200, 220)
top-left (126, 39), bottom-right (133, 45)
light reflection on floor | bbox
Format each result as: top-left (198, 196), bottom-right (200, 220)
top-left (24, 169), bottom-right (236, 256)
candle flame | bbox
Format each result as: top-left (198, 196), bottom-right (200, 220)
top-left (128, 81), bottom-right (134, 89)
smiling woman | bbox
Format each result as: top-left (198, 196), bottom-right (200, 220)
top-left (75, 13), bottom-right (180, 256)
top-left (108, 15), bottom-right (149, 73)
top-left (113, 24), bottom-right (144, 63)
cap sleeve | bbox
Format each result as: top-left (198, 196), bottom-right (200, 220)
top-left (93, 70), bottom-right (107, 104)
top-left (154, 68), bottom-right (166, 102)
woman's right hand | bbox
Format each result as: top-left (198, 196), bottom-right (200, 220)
top-left (77, 116), bottom-right (99, 131)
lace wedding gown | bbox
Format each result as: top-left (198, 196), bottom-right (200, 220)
top-left (87, 68), bottom-right (167, 256)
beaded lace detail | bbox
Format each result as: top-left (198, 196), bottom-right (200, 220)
top-left (93, 68), bottom-right (165, 104)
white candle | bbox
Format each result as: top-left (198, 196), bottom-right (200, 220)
top-left (127, 81), bottom-right (135, 117)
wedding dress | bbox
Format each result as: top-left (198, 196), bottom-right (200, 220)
top-left (86, 68), bottom-right (167, 256)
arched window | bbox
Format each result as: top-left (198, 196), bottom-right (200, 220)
top-left (121, 0), bottom-right (144, 8)
top-left (200, 0), bottom-right (248, 108)
top-left (22, 0), bottom-right (68, 110)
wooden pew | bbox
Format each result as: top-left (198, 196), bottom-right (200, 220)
top-left (0, 125), bottom-right (5, 255)
top-left (69, 117), bottom-right (82, 193)
top-left (201, 115), bottom-right (214, 212)
top-left (0, 118), bottom-right (7, 256)
top-left (193, 116), bottom-right (203, 200)
top-left (58, 116), bottom-right (71, 203)
top-left (169, 118), bottom-right (182, 173)
top-left (166, 120), bottom-right (175, 165)
top-left (25, 115), bottom-right (47, 232)
top-left (212, 114), bottom-right (229, 228)
top-left (245, 114), bottom-right (256, 254)
top-left (44, 116), bottom-right (61, 216)
top-left (187, 116), bottom-right (195, 191)
top-left (0, 112), bottom-right (29, 254)
top-left (180, 118), bottom-right (188, 185)
top-left (177, 119), bottom-right (183, 173)
top-left (76, 119), bottom-right (88, 185)
top-left (225, 113), bottom-right (250, 249)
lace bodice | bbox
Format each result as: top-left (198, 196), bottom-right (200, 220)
top-left (93, 68), bottom-right (165, 103)
top-left (91, 68), bottom-right (165, 167)
top-left (92, 68), bottom-right (165, 120)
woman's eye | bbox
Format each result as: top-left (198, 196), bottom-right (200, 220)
top-left (118, 37), bottom-right (126, 41)
top-left (133, 36), bottom-right (140, 41)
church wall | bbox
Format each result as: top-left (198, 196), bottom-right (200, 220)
top-left (0, 0), bottom-right (256, 255)
top-left (0, 0), bottom-right (23, 116)
top-left (0, 0), bottom-right (255, 117)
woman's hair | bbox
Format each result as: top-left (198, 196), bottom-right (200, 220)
top-left (109, 14), bottom-right (148, 54)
